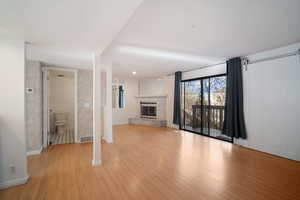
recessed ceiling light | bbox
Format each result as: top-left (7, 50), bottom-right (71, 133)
top-left (132, 71), bottom-right (137, 75)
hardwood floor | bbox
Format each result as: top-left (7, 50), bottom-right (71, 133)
top-left (1, 125), bottom-right (300, 200)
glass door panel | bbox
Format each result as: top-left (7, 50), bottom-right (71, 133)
top-left (202, 78), bottom-right (210, 136)
top-left (209, 76), bottom-right (231, 141)
top-left (180, 82), bottom-right (185, 128)
top-left (183, 80), bottom-right (201, 132)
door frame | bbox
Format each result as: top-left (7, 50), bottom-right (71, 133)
top-left (180, 73), bottom-right (233, 143)
top-left (42, 66), bottom-right (79, 148)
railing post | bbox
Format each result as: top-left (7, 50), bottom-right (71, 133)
top-left (192, 105), bottom-right (196, 128)
top-left (220, 107), bottom-right (224, 131)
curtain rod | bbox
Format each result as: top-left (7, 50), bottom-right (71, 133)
top-left (168, 49), bottom-right (300, 76)
top-left (246, 49), bottom-right (300, 65)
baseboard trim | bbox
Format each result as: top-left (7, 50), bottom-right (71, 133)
top-left (27, 146), bottom-right (43, 156)
top-left (113, 122), bottom-right (128, 126)
top-left (0, 176), bottom-right (29, 190)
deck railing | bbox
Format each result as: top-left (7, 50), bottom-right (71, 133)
top-left (190, 105), bottom-right (225, 130)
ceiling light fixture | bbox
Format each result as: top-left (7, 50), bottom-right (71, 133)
top-left (132, 71), bottom-right (137, 75)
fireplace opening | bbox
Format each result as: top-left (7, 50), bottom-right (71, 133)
top-left (140, 102), bottom-right (157, 119)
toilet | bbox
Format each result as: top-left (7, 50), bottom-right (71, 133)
top-left (55, 113), bottom-right (68, 135)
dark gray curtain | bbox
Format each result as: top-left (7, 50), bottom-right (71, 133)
top-left (119, 85), bottom-right (124, 108)
top-left (223, 57), bottom-right (247, 139)
top-left (173, 71), bottom-right (182, 126)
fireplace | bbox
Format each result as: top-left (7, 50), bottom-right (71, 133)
top-left (140, 102), bottom-right (157, 119)
top-left (129, 96), bottom-right (167, 126)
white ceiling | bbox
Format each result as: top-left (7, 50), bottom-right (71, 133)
top-left (108, 0), bottom-right (300, 77)
top-left (1, 0), bottom-right (300, 77)
top-left (0, 0), bottom-right (143, 69)
top-left (108, 44), bottom-right (225, 78)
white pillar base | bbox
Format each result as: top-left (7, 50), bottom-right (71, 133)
top-left (103, 136), bottom-right (113, 144)
top-left (92, 159), bottom-right (102, 167)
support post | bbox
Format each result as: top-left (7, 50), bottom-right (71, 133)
top-left (92, 53), bottom-right (102, 166)
top-left (104, 61), bottom-right (113, 143)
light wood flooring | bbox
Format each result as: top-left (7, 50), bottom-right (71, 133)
top-left (0, 125), bottom-right (300, 200)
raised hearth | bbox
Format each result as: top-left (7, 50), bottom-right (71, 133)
top-left (128, 118), bottom-right (167, 127)
top-left (128, 95), bottom-right (167, 127)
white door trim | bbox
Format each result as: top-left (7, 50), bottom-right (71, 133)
top-left (42, 68), bottom-right (48, 148)
top-left (42, 66), bottom-right (79, 148)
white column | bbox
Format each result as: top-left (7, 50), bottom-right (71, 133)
top-left (92, 53), bottom-right (102, 166)
top-left (104, 62), bottom-right (113, 143)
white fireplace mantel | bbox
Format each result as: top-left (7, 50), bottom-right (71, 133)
top-left (134, 95), bottom-right (167, 121)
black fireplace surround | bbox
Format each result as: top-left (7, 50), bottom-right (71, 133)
top-left (140, 102), bottom-right (157, 119)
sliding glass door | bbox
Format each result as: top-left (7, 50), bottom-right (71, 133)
top-left (181, 74), bottom-right (232, 142)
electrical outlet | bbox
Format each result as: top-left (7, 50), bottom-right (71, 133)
top-left (10, 165), bottom-right (16, 174)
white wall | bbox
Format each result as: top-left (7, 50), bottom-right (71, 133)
top-left (180, 43), bottom-right (300, 161)
top-left (139, 78), bottom-right (166, 96)
top-left (25, 60), bottom-right (43, 152)
top-left (113, 77), bottom-right (175, 126)
top-left (0, 35), bottom-right (28, 188)
top-left (162, 76), bottom-right (177, 128)
top-left (112, 77), bottom-right (139, 125)
top-left (237, 43), bottom-right (300, 161)
top-left (182, 64), bottom-right (226, 80)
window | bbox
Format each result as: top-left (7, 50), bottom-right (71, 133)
top-left (118, 85), bottom-right (125, 108)
top-left (181, 74), bottom-right (232, 142)
top-left (112, 84), bottom-right (125, 109)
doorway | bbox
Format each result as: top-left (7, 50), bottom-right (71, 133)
top-left (181, 74), bottom-right (233, 142)
top-left (42, 67), bottom-right (78, 147)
